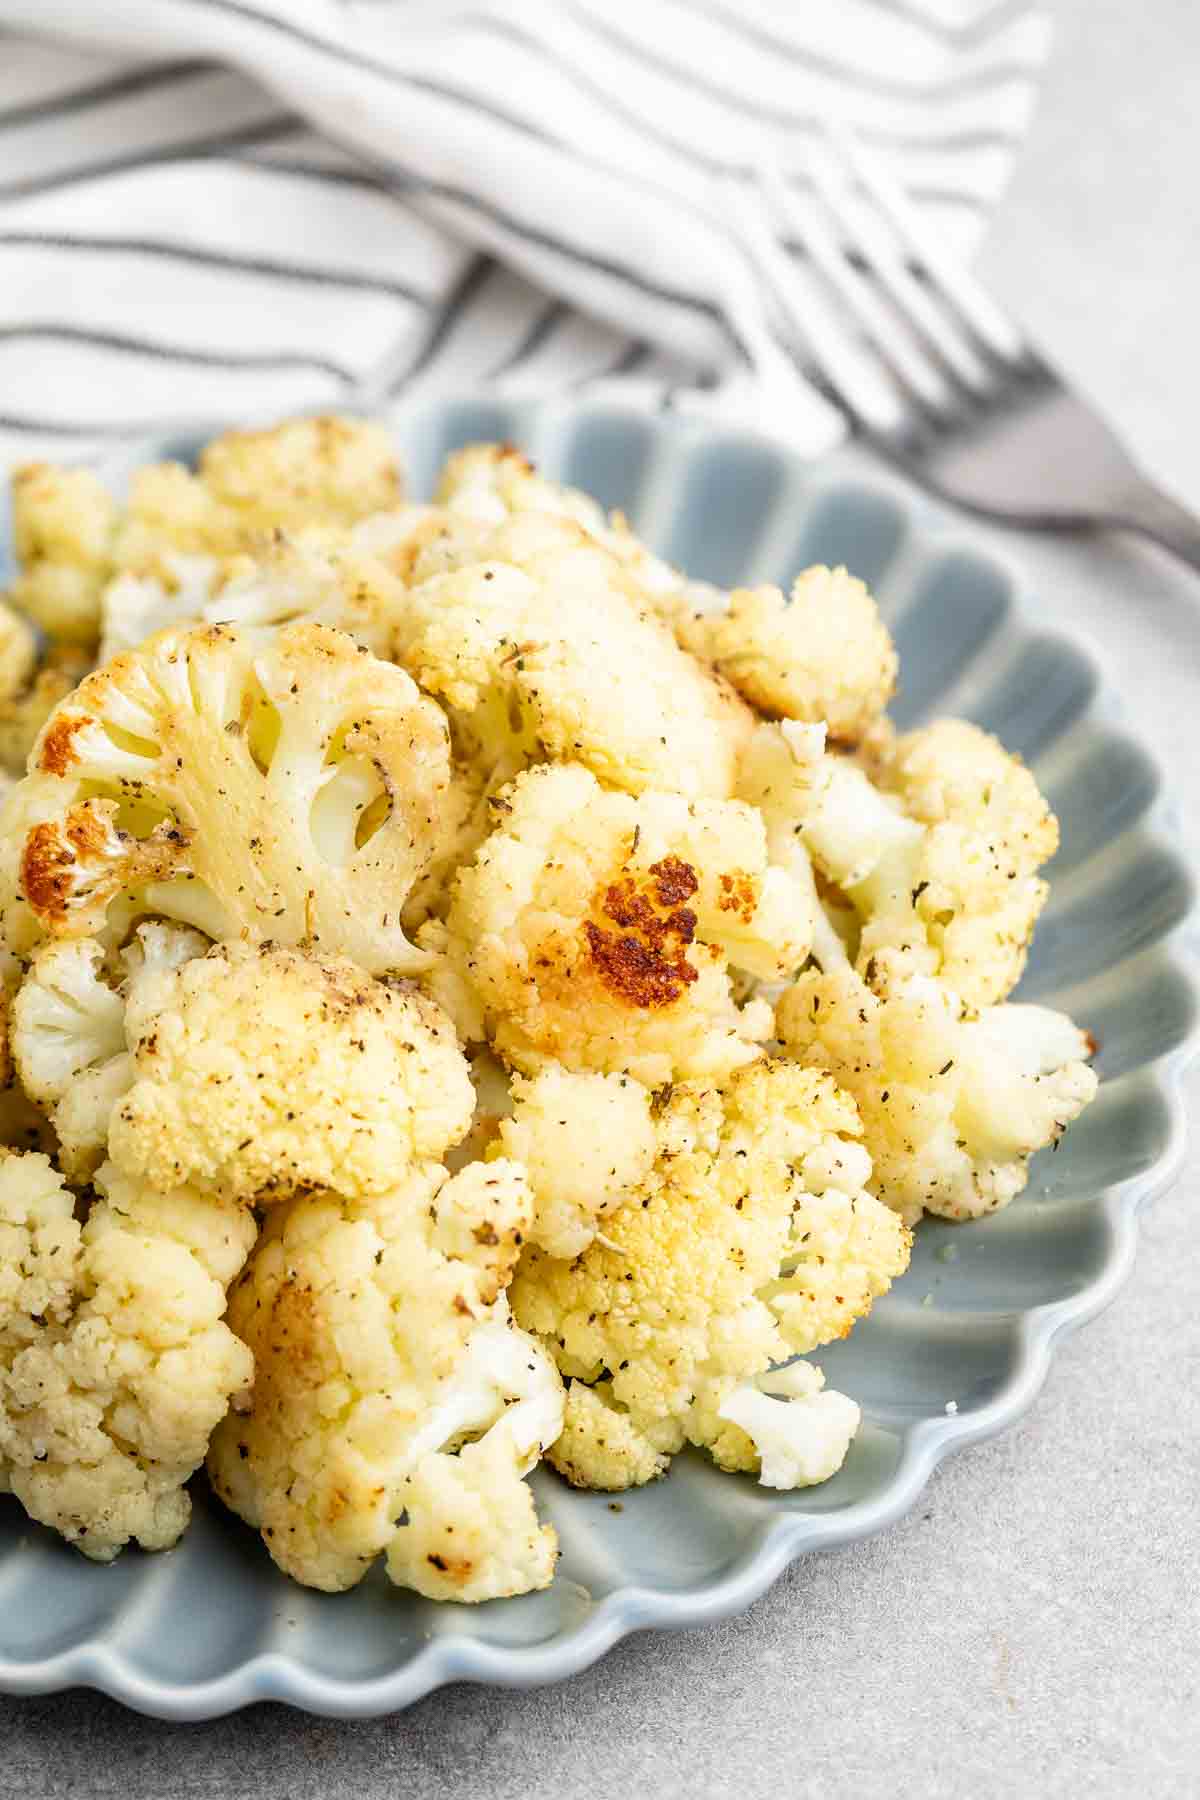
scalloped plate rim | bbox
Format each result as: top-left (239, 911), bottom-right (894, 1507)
top-left (0, 398), bottom-right (1194, 1721)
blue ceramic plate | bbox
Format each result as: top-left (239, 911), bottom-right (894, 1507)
top-left (0, 399), bottom-right (1194, 1719)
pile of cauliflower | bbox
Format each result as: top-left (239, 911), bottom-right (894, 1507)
top-left (0, 417), bottom-right (1098, 1601)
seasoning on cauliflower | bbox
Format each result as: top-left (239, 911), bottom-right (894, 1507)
top-left (113, 415), bottom-right (403, 578)
top-left (11, 923), bottom-right (208, 1182)
top-left (496, 1065), bottom-right (658, 1258)
top-left (679, 569), bottom-right (897, 748)
top-left (428, 761), bottom-right (800, 1085)
top-left (395, 511), bottom-right (753, 801)
top-left (742, 714), bottom-right (1057, 1009)
top-left (0, 1152), bottom-right (255, 1560)
top-left (12, 619), bottom-right (451, 972)
top-left (208, 1158), bottom-right (564, 1600)
top-left (775, 953), bottom-right (1098, 1224)
top-left (107, 941), bottom-right (475, 1205)
top-left (433, 442), bottom-right (706, 620)
top-left (4, 463), bottom-right (117, 644)
top-left (510, 1060), bottom-right (910, 1489)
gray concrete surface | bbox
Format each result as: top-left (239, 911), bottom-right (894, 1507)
top-left (3, 2), bottom-right (1199, 1794)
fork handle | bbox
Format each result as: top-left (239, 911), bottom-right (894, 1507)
top-left (1109, 482), bottom-right (1200, 575)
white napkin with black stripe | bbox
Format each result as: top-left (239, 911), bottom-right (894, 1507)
top-left (0, 0), bottom-right (1049, 472)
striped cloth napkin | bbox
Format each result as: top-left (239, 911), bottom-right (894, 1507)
top-left (0, 0), bottom-right (1049, 473)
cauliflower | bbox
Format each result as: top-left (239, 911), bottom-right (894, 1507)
top-left (434, 442), bottom-right (706, 619)
top-left (742, 715), bottom-right (1057, 1009)
top-left (107, 941), bottom-right (475, 1205)
top-left (5, 463), bottom-right (117, 644)
top-left (679, 568), bottom-right (897, 747)
top-left (428, 761), bottom-right (802, 1085)
top-left (776, 955), bottom-right (1098, 1224)
top-left (98, 552), bottom-right (221, 666)
top-left (496, 1065), bottom-right (658, 1258)
top-left (717, 1361), bottom-right (860, 1490)
top-left (0, 643), bottom-right (92, 778)
top-left (11, 923), bottom-right (208, 1182)
top-left (0, 1152), bottom-right (255, 1560)
top-left (113, 415), bottom-right (403, 577)
top-left (510, 1060), bottom-right (909, 1488)
top-left (11, 619), bottom-right (451, 972)
top-left (395, 511), bottom-right (753, 801)
top-left (208, 1158), bottom-right (564, 1599)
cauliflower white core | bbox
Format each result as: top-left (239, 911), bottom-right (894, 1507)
top-left (209, 1161), bottom-right (563, 1599)
top-left (432, 761), bottom-right (809, 1085)
top-left (0, 1154), bottom-right (255, 1560)
top-left (718, 1362), bottom-right (861, 1489)
top-left (17, 619), bottom-right (451, 974)
top-left (108, 941), bottom-right (476, 1204)
top-left (11, 923), bottom-right (207, 1181)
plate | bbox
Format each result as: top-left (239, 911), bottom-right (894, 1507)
top-left (0, 398), bottom-right (1194, 1719)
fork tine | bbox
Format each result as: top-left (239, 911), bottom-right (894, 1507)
top-left (755, 155), bottom-right (960, 418)
top-left (714, 170), bottom-right (903, 433)
top-left (805, 143), bottom-right (993, 395)
top-left (826, 120), bottom-right (1027, 366)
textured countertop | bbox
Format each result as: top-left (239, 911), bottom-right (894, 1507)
top-left (4, 2), bottom-right (1199, 1794)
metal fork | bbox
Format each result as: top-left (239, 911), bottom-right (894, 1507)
top-left (726, 129), bottom-right (1200, 575)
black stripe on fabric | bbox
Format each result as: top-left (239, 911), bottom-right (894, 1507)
top-left (0, 231), bottom-right (431, 306)
top-left (487, 303), bottom-right (569, 380)
top-left (386, 254), bottom-right (496, 393)
top-left (0, 322), bottom-right (356, 384)
top-left (564, 5), bottom-right (1029, 149)
top-left (669, 0), bottom-right (1042, 103)
top-left (0, 59), bottom-right (215, 134)
top-left (0, 114), bottom-right (302, 201)
top-left (184, 0), bottom-right (563, 145)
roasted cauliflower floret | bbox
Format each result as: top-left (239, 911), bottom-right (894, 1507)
top-left (208, 1159), bottom-right (563, 1599)
top-left (511, 1061), bottom-right (909, 1488)
top-left (434, 442), bottom-right (702, 618)
top-left (395, 511), bottom-right (753, 801)
top-left (429, 762), bottom-right (800, 1084)
top-left (0, 642), bottom-right (92, 778)
top-left (680, 569), bottom-right (897, 747)
top-left (496, 1065), bottom-right (657, 1258)
top-left (743, 716), bottom-right (1057, 1009)
top-left (11, 923), bottom-right (208, 1182)
top-left (716, 1361), bottom-right (861, 1490)
top-left (0, 1154), bottom-right (255, 1560)
top-left (5, 464), bottom-right (117, 644)
top-left (107, 941), bottom-right (475, 1205)
top-left (776, 956), bottom-right (1098, 1224)
top-left (12, 619), bottom-right (451, 972)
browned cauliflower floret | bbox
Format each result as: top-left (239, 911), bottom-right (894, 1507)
top-left (0, 1153), bottom-right (255, 1560)
top-left (679, 568), bottom-right (898, 747)
top-left (427, 761), bottom-right (805, 1084)
top-left (0, 643), bottom-right (93, 778)
top-left (395, 511), bottom-right (753, 801)
top-left (10, 619), bottom-right (451, 972)
top-left (107, 941), bottom-right (475, 1205)
top-left (510, 1061), bottom-right (910, 1489)
top-left (208, 1159), bottom-right (563, 1600)
top-left (776, 957), bottom-right (1098, 1225)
